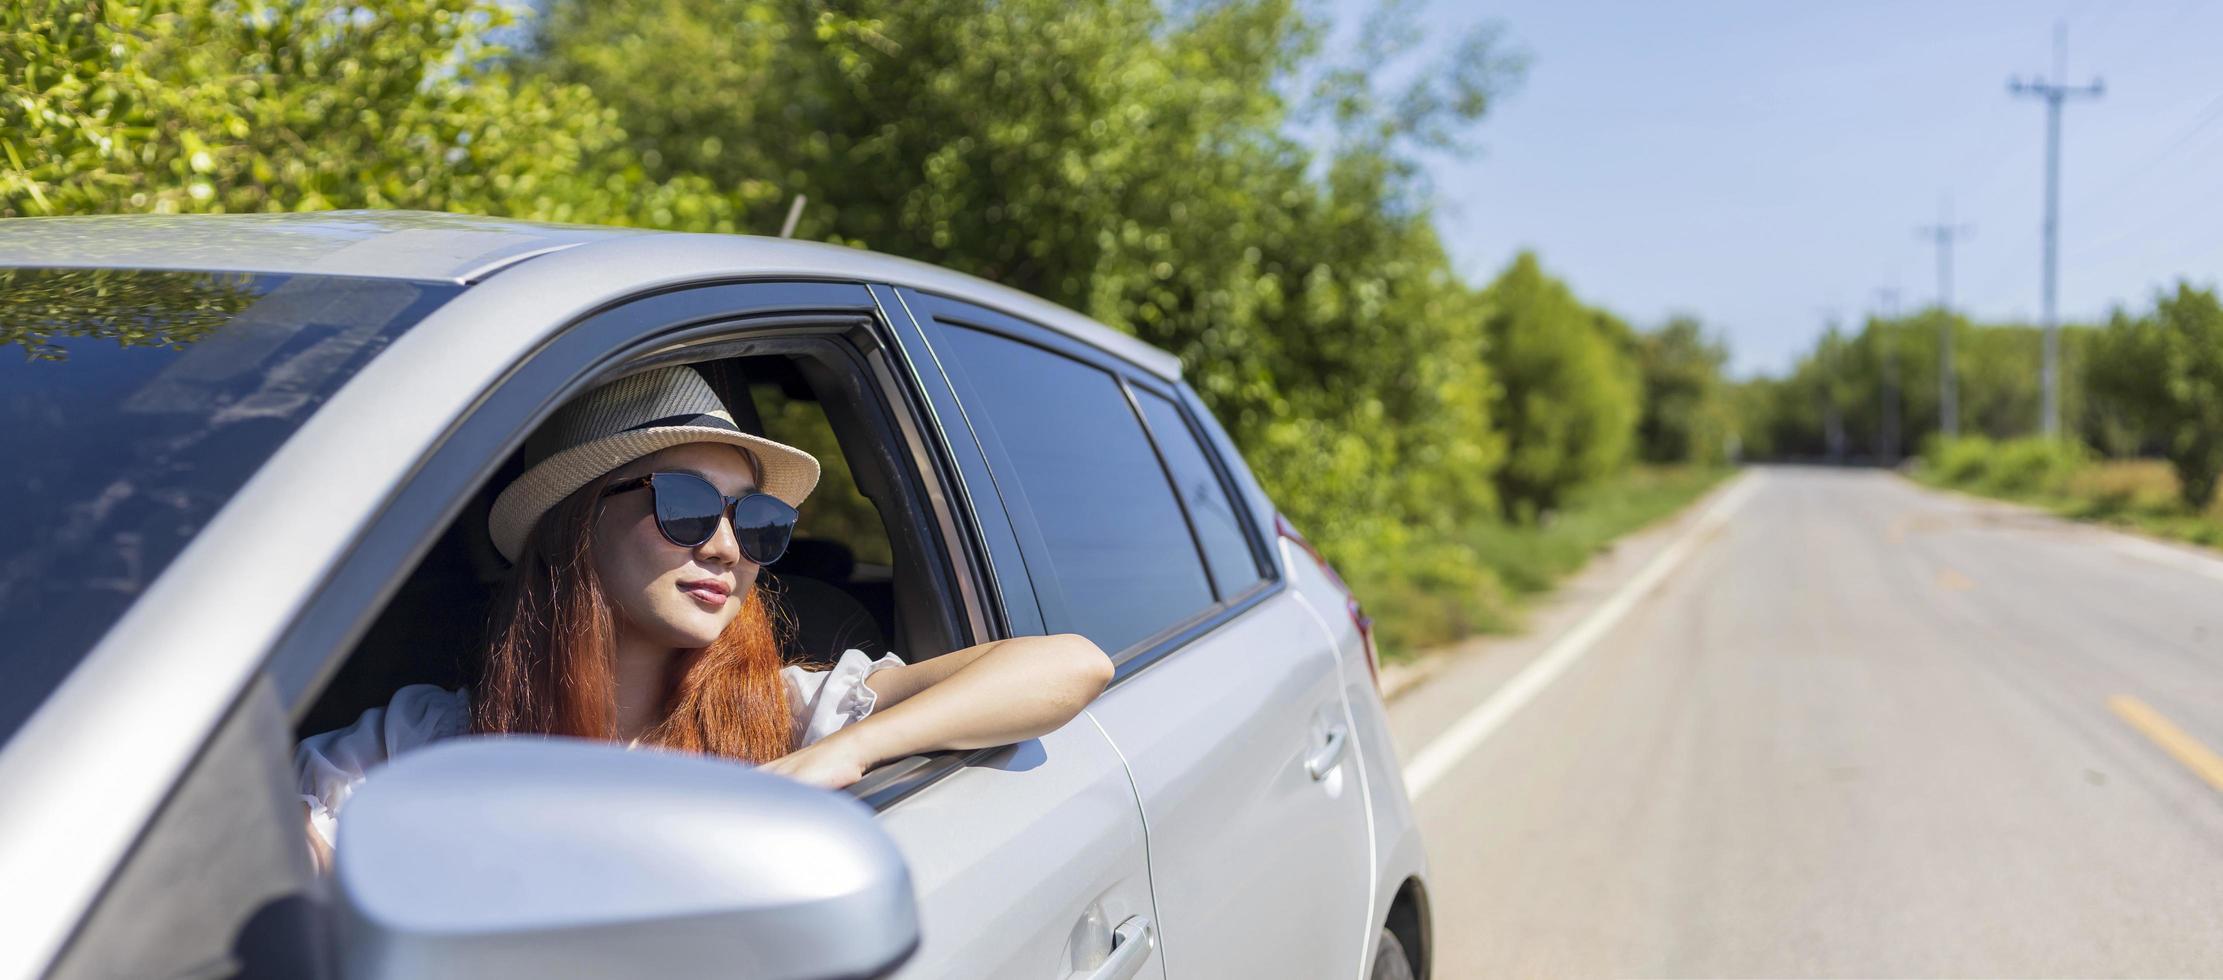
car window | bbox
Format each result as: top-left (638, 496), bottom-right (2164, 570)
top-left (750, 377), bottom-right (894, 568)
top-left (0, 267), bottom-right (459, 746)
top-left (936, 324), bottom-right (1215, 654)
top-left (1133, 386), bottom-right (1264, 599)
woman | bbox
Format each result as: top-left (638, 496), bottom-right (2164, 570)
top-left (296, 365), bottom-right (1114, 872)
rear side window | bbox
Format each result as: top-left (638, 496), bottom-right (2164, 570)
top-left (1134, 387), bottom-right (1263, 599)
top-left (937, 325), bottom-right (1214, 654)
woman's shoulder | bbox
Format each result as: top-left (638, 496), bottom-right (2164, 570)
top-left (381, 683), bottom-right (471, 733)
top-left (295, 684), bottom-right (469, 855)
top-left (298, 684), bottom-right (470, 763)
top-left (780, 648), bottom-right (904, 688)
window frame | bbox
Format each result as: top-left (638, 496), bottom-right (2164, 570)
top-left (891, 288), bottom-right (1284, 686)
top-left (256, 279), bottom-right (998, 814)
top-left (1121, 373), bottom-right (1275, 601)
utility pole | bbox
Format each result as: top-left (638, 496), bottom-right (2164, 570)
top-left (1875, 288), bottom-right (1902, 463)
top-left (1916, 200), bottom-right (1971, 439)
top-left (2010, 21), bottom-right (2103, 438)
top-left (1816, 307), bottom-right (1848, 461)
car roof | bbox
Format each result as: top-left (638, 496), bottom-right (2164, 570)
top-left (0, 210), bottom-right (1182, 377)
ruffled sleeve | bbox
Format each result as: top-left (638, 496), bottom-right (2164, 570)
top-left (782, 649), bottom-right (906, 749)
top-left (294, 684), bottom-right (470, 854)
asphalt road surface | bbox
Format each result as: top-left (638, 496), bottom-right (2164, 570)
top-left (1389, 466), bottom-right (2223, 978)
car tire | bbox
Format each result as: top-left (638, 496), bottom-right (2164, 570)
top-left (1370, 926), bottom-right (1416, 980)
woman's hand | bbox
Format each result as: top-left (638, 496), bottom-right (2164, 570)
top-left (761, 732), bottom-right (874, 790)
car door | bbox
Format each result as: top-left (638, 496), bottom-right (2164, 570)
top-left (901, 289), bottom-right (1377, 978)
top-left (262, 278), bottom-right (1164, 980)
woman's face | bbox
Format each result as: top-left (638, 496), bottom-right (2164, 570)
top-left (590, 442), bottom-right (764, 650)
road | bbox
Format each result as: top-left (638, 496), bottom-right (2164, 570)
top-left (1388, 466), bottom-right (2223, 977)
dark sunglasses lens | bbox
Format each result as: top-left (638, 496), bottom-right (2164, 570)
top-left (651, 473), bottom-right (726, 547)
top-left (731, 493), bottom-right (798, 564)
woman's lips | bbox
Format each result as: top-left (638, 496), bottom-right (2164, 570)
top-left (679, 582), bottom-right (729, 606)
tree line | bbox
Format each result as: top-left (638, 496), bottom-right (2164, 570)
top-left (5, 0), bottom-right (1737, 652)
top-left (1738, 282), bottom-right (2223, 511)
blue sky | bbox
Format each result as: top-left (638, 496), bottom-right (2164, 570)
top-left (1338, 0), bottom-right (2223, 376)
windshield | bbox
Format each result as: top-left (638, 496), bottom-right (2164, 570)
top-left (0, 268), bottom-right (460, 744)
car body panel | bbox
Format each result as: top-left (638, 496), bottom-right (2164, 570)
top-left (877, 718), bottom-right (1164, 980)
top-left (0, 211), bottom-right (1181, 377)
top-left (1082, 588), bottom-right (1378, 978)
top-left (1285, 549), bottom-right (1433, 977)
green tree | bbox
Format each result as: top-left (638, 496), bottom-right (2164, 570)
top-left (527, 0), bottom-right (1526, 563)
top-left (2, 0), bottom-right (736, 226)
top-left (1636, 315), bottom-right (1731, 464)
top-left (1480, 252), bottom-right (1639, 518)
top-left (2086, 282), bottom-right (2223, 510)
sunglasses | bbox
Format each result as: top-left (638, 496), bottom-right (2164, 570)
top-left (599, 471), bottom-right (798, 565)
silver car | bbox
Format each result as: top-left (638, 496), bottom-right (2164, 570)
top-left (0, 211), bottom-right (1430, 980)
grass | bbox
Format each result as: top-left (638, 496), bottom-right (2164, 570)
top-left (2052, 461), bottom-right (2223, 548)
top-left (1367, 465), bottom-right (1733, 664)
top-left (1469, 465), bottom-right (1733, 599)
top-left (1915, 441), bottom-right (2223, 549)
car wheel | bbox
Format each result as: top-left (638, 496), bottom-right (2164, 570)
top-left (1370, 926), bottom-right (1416, 980)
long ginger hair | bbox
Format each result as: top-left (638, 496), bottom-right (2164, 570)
top-left (469, 467), bottom-right (795, 763)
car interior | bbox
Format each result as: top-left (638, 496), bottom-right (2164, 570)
top-left (296, 335), bottom-right (968, 741)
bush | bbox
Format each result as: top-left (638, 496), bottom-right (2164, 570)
top-left (2085, 283), bottom-right (2223, 511)
top-left (1922, 435), bottom-right (1999, 486)
top-left (1921, 436), bottom-right (2089, 499)
top-left (1979, 438), bottom-right (2091, 497)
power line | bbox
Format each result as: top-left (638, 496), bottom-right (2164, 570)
top-left (2009, 20), bottom-right (2104, 438)
top-left (1917, 199), bottom-right (1972, 439)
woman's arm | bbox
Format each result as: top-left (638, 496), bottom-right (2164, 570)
top-left (762, 633), bottom-right (1113, 789)
top-left (305, 802), bottom-right (334, 875)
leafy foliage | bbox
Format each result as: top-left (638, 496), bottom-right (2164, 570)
top-left (2085, 282), bottom-right (2223, 510)
top-left (1480, 252), bottom-right (1639, 519)
top-left (1, 0), bottom-right (740, 226)
top-left (4, 0), bottom-right (1735, 655)
top-left (1735, 309), bottom-right (2100, 461)
top-left (1635, 316), bottom-right (1733, 465)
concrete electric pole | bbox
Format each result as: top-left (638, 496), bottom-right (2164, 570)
top-left (2010, 21), bottom-right (2103, 438)
top-left (1916, 201), bottom-right (1971, 439)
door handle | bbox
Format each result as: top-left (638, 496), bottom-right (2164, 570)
top-left (1072, 915), bottom-right (1155, 980)
top-left (1305, 724), bottom-right (1350, 780)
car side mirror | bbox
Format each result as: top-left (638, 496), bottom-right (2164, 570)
top-left (332, 737), bottom-right (918, 980)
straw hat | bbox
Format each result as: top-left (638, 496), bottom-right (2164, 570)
top-left (487, 366), bottom-right (820, 563)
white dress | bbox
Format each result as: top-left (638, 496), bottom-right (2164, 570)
top-left (294, 648), bottom-right (904, 853)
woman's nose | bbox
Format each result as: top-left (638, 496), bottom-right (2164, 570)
top-left (696, 512), bottom-right (747, 567)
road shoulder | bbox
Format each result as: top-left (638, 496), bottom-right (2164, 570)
top-left (1383, 471), bottom-right (1757, 763)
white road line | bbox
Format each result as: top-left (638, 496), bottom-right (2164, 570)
top-left (1402, 472), bottom-right (1764, 800)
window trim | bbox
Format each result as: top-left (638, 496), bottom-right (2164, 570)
top-left (627, 320), bottom-right (994, 654)
top-left (263, 280), bottom-right (915, 711)
top-left (1121, 374), bottom-right (1275, 599)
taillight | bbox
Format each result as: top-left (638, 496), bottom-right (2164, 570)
top-left (1276, 513), bottom-right (1382, 693)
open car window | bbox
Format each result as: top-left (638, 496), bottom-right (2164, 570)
top-left (298, 332), bottom-right (962, 740)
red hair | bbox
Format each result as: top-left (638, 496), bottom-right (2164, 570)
top-left (470, 469), bottom-right (795, 763)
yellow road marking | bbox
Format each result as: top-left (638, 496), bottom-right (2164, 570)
top-left (2109, 694), bottom-right (2223, 794)
top-left (1936, 567), bottom-right (1975, 591)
